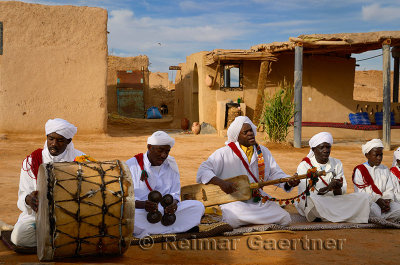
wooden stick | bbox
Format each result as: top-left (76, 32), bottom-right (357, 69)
top-left (243, 230), bottom-right (296, 236)
top-left (289, 37), bottom-right (349, 45)
top-left (249, 170), bottom-right (326, 189)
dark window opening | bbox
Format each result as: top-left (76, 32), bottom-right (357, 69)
top-left (220, 63), bottom-right (243, 91)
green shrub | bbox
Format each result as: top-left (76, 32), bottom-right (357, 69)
top-left (259, 82), bottom-right (295, 142)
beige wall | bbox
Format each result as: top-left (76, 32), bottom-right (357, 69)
top-left (354, 70), bottom-right (396, 102)
top-left (266, 54), bottom-right (357, 123)
top-left (0, 1), bottom-right (108, 134)
top-left (174, 52), bottom-right (206, 124)
top-left (303, 54), bottom-right (358, 122)
top-left (149, 72), bottom-right (169, 90)
top-left (107, 55), bottom-right (149, 113)
top-left (242, 61), bottom-right (261, 119)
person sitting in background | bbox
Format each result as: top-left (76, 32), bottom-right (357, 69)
top-left (352, 139), bottom-right (400, 222)
top-left (390, 147), bottom-right (400, 202)
top-left (160, 104), bottom-right (168, 115)
top-left (296, 132), bottom-right (370, 223)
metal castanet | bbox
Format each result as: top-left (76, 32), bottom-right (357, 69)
top-left (148, 190), bottom-right (162, 203)
top-left (160, 194), bottom-right (176, 226)
top-left (161, 213), bottom-right (176, 226)
top-left (181, 170), bottom-right (326, 207)
top-left (160, 194), bottom-right (174, 208)
top-left (147, 211), bottom-right (162, 223)
top-left (146, 190), bottom-right (163, 223)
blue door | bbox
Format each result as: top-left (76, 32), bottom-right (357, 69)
top-left (117, 89), bottom-right (145, 118)
top-left (116, 70), bottom-right (145, 118)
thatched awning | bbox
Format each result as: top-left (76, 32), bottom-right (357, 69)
top-left (251, 31), bottom-right (400, 55)
top-left (205, 49), bottom-right (277, 65)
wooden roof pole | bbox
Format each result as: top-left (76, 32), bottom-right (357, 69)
top-left (382, 39), bottom-right (391, 150)
top-left (254, 60), bottom-right (272, 125)
top-left (210, 61), bottom-right (220, 88)
top-left (294, 43), bottom-right (303, 148)
top-left (392, 46), bottom-right (400, 103)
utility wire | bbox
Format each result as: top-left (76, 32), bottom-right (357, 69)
top-left (357, 53), bottom-right (383, 62)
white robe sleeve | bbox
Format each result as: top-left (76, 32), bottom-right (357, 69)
top-left (196, 149), bottom-right (225, 184)
top-left (335, 160), bottom-right (347, 194)
top-left (390, 172), bottom-right (400, 202)
top-left (353, 168), bottom-right (381, 203)
top-left (126, 157), bottom-right (147, 202)
top-left (17, 157), bottom-right (36, 215)
top-left (296, 161), bottom-right (309, 195)
top-left (262, 146), bottom-right (292, 192)
top-left (381, 169), bottom-right (395, 201)
top-left (168, 171), bottom-right (181, 202)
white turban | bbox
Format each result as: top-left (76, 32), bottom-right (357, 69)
top-left (392, 147), bottom-right (400, 167)
top-left (307, 132), bottom-right (333, 158)
top-left (147, 131), bottom-right (175, 148)
top-left (362, 139), bottom-right (384, 155)
top-left (45, 118), bottom-right (77, 139)
top-left (226, 116), bottom-right (257, 144)
top-left (147, 131), bottom-right (178, 173)
top-left (43, 118), bottom-right (83, 162)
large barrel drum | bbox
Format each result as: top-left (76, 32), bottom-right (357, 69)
top-left (36, 160), bottom-right (134, 261)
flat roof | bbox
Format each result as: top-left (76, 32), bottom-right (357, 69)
top-left (251, 31), bottom-right (400, 55)
top-left (200, 31), bottom-right (400, 65)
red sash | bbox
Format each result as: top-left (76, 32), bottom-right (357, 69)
top-left (301, 157), bottom-right (329, 186)
top-left (390, 166), bottom-right (400, 181)
top-left (352, 164), bottom-right (383, 196)
top-left (228, 142), bottom-right (259, 183)
top-left (22, 148), bottom-right (43, 182)
top-left (134, 153), bottom-right (152, 191)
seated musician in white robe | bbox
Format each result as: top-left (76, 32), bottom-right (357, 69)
top-left (126, 131), bottom-right (204, 238)
top-left (295, 132), bottom-right (370, 223)
top-left (390, 147), bottom-right (400, 202)
top-left (353, 139), bottom-right (400, 221)
top-left (11, 118), bottom-right (85, 247)
top-left (196, 116), bottom-right (300, 229)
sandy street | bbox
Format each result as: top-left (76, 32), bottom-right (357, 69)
top-left (1, 126), bottom-right (400, 264)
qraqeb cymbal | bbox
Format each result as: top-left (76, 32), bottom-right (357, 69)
top-left (161, 213), bottom-right (176, 226)
top-left (160, 194), bottom-right (174, 208)
top-left (148, 190), bottom-right (162, 203)
top-left (147, 211), bottom-right (162, 224)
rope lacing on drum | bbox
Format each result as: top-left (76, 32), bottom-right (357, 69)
top-left (45, 161), bottom-right (129, 257)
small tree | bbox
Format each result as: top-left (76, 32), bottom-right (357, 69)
top-left (259, 81), bottom-right (295, 142)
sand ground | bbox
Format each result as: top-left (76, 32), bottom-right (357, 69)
top-left (0, 124), bottom-right (400, 264)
